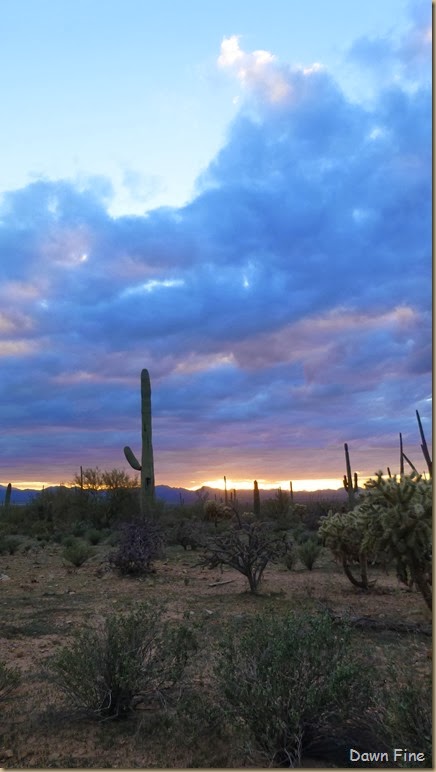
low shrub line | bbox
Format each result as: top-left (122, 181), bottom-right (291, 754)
top-left (9, 604), bottom-right (424, 768)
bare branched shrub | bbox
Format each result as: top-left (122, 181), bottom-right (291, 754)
top-left (109, 520), bottom-right (164, 576)
top-left (196, 517), bottom-right (288, 592)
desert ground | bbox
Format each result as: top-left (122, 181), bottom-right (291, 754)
top-left (0, 540), bottom-right (431, 769)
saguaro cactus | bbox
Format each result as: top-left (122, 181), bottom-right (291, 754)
top-left (124, 369), bottom-right (155, 518)
top-left (416, 410), bottom-right (432, 478)
top-left (4, 483), bottom-right (11, 510)
top-left (343, 443), bottom-right (358, 508)
top-left (253, 480), bottom-right (260, 518)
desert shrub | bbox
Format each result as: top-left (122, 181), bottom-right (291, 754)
top-left (262, 489), bottom-right (291, 519)
top-left (109, 519), bottom-right (164, 576)
top-left (47, 603), bottom-right (196, 719)
top-left (170, 688), bottom-right (239, 768)
top-left (203, 500), bottom-right (234, 528)
top-left (379, 668), bottom-right (432, 767)
top-left (283, 544), bottom-right (297, 571)
top-left (0, 660), bottom-right (20, 702)
top-left (62, 534), bottom-right (76, 547)
top-left (86, 527), bottom-right (104, 545)
top-left (14, 487), bottom-right (90, 538)
top-left (298, 536), bottom-right (322, 570)
top-left (288, 502), bottom-right (307, 526)
top-left (72, 520), bottom-right (89, 537)
top-left (295, 528), bottom-right (317, 544)
top-left (197, 518), bottom-right (288, 593)
top-left (106, 530), bottom-right (119, 546)
top-left (29, 519), bottom-right (53, 540)
top-left (215, 610), bottom-right (377, 767)
top-left (62, 539), bottom-right (95, 567)
top-left (303, 499), bottom-right (341, 530)
top-left (0, 535), bottom-right (21, 555)
top-left (176, 520), bottom-right (205, 551)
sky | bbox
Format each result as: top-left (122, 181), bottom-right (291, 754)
top-left (0, 0), bottom-right (432, 492)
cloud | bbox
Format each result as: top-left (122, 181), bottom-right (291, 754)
top-left (346, 0), bottom-right (431, 93)
top-left (218, 35), bottom-right (292, 104)
top-left (0, 8), bottom-right (431, 485)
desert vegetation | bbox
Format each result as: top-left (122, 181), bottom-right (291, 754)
top-left (0, 380), bottom-right (431, 767)
top-left (0, 465), bottom-right (432, 768)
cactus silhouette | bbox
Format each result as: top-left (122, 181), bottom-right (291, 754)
top-left (124, 369), bottom-right (155, 518)
top-left (343, 443), bottom-right (358, 508)
top-left (253, 480), bottom-right (260, 518)
top-left (4, 483), bottom-right (11, 510)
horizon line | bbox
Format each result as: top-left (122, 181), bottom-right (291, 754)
top-left (4, 476), bottom-right (360, 494)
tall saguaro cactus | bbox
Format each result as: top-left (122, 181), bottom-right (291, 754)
top-left (124, 369), bottom-right (155, 518)
top-left (343, 443), bottom-right (358, 509)
top-left (253, 480), bottom-right (260, 518)
top-left (4, 483), bottom-right (11, 510)
top-left (416, 409), bottom-right (432, 478)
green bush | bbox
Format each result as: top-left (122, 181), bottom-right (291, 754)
top-left (29, 520), bottom-right (52, 540)
top-left (62, 535), bottom-right (76, 548)
top-left (62, 539), bottom-right (95, 567)
top-left (48, 603), bottom-right (196, 719)
top-left (72, 520), bottom-right (89, 538)
top-left (0, 535), bottom-right (21, 555)
top-left (298, 537), bottom-right (322, 570)
top-left (0, 660), bottom-right (20, 702)
top-left (283, 545), bottom-right (297, 571)
top-left (86, 528), bottom-right (104, 545)
top-left (215, 610), bottom-right (376, 767)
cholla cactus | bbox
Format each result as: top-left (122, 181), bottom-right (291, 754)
top-left (124, 369), bottom-right (155, 518)
top-left (357, 472), bottom-right (432, 610)
top-left (320, 471), bottom-right (432, 608)
top-left (318, 509), bottom-right (374, 589)
top-left (203, 500), bottom-right (233, 528)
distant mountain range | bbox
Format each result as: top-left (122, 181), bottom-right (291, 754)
top-left (0, 483), bottom-right (347, 507)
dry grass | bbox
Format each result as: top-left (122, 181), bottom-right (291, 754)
top-left (0, 542), bottom-right (431, 768)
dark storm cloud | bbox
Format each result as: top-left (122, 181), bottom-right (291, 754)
top-left (0, 4), bottom-right (431, 483)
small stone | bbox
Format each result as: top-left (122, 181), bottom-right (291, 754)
top-left (0, 574), bottom-right (10, 581)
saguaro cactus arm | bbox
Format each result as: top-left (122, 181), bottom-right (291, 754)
top-left (124, 446), bottom-right (142, 471)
